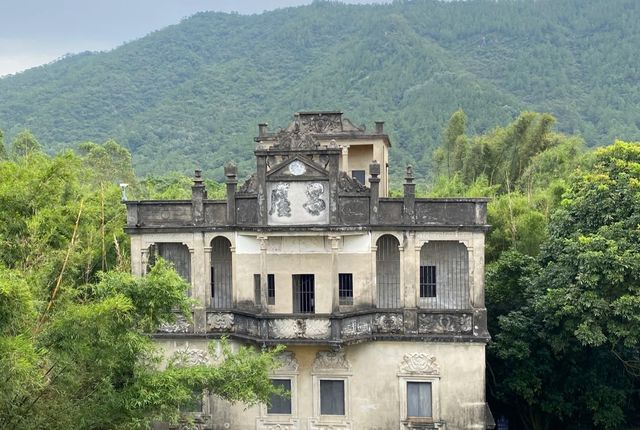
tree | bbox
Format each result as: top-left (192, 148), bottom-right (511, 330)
top-left (0, 261), bottom-right (281, 429)
top-left (0, 140), bottom-right (280, 429)
top-left (487, 141), bottom-right (640, 429)
top-left (10, 130), bottom-right (42, 158)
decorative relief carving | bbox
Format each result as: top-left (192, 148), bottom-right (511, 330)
top-left (418, 313), bottom-right (473, 334)
top-left (313, 350), bottom-right (351, 372)
top-left (235, 315), bottom-right (260, 337)
top-left (269, 319), bottom-right (331, 339)
top-left (269, 183), bottom-right (292, 217)
top-left (172, 348), bottom-right (210, 367)
top-left (338, 171), bottom-right (368, 193)
top-left (207, 312), bottom-right (234, 331)
top-left (238, 173), bottom-right (257, 193)
top-left (399, 353), bottom-right (439, 375)
top-left (158, 314), bottom-right (191, 333)
top-left (303, 183), bottom-right (326, 216)
top-left (273, 130), bottom-right (320, 150)
top-left (295, 113), bottom-right (342, 134)
top-left (275, 351), bottom-right (299, 372)
top-left (374, 313), bottom-right (404, 334)
top-left (308, 419), bottom-right (351, 430)
top-left (256, 419), bottom-right (300, 430)
top-left (341, 317), bottom-right (372, 338)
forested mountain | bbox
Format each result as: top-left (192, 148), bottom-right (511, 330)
top-left (1, 0), bottom-right (639, 180)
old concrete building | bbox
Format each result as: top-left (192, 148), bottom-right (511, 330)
top-left (125, 112), bottom-right (491, 429)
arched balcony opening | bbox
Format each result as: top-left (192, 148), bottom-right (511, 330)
top-left (376, 234), bottom-right (400, 308)
top-left (210, 237), bottom-right (233, 309)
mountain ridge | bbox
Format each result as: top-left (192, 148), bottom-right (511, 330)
top-left (1, 0), bottom-right (639, 180)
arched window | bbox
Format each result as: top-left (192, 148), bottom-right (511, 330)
top-left (210, 237), bottom-right (232, 309)
top-left (419, 241), bottom-right (469, 309)
top-left (376, 235), bottom-right (400, 308)
top-left (149, 243), bottom-right (192, 295)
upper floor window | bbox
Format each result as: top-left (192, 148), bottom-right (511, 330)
top-left (320, 379), bottom-right (345, 415)
top-left (338, 273), bottom-right (353, 306)
top-left (407, 381), bottom-right (432, 419)
top-left (351, 170), bottom-right (366, 185)
top-left (376, 235), bottom-right (400, 308)
top-left (150, 243), bottom-right (191, 295)
top-left (210, 236), bottom-right (232, 308)
top-left (268, 274), bottom-right (276, 305)
top-left (293, 274), bottom-right (315, 313)
top-left (419, 241), bottom-right (469, 309)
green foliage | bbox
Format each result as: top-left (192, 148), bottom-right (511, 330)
top-left (486, 141), bottom-right (640, 429)
top-left (10, 130), bottom-right (42, 158)
top-left (0, 142), bottom-right (277, 429)
top-left (1, 0), bottom-right (639, 180)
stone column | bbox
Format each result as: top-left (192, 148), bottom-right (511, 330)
top-left (130, 235), bottom-right (142, 277)
top-left (369, 161), bottom-right (380, 225)
top-left (371, 241), bottom-right (378, 308)
top-left (204, 245), bottom-right (212, 307)
top-left (341, 145), bottom-right (350, 172)
top-left (258, 235), bottom-right (269, 312)
top-left (192, 235), bottom-right (206, 334)
top-left (403, 165), bottom-right (416, 224)
top-left (191, 170), bottom-right (206, 226)
top-left (256, 154), bottom-right (268, 226)
top-left (329, 235), bottom-right (341, 313)
top-left (225, 162), bottom-right (237, 225)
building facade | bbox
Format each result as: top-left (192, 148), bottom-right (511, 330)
top-left (125, 112), bottom-right (491, 430)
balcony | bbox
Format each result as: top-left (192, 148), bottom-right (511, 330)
top-left (156, 309), bottom-right (489, 344)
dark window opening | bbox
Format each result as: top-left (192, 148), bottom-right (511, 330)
top-left (268, 274), bottom-right (276, 305)
top-left (293, 274), bottom-right (315, 313)
top-left (419, 265), bottom-right (437, 298)
top-left (267, 379), bottom-right (291, 414)
top-left (254, 274), bottom-right (261, 306)
top-left (320, 380), bottom-right (345, 415)
top-left (407, 382), bottom-right (432, 418)
top-left (352, 170), bottom-right (366, 185)
top-left (210, 237), bottom-right (232, 308)
top-left (339, 273), bottom-right (353, 305)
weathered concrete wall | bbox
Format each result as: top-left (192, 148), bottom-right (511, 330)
top-left (154, 339), bottom-right (486, 430)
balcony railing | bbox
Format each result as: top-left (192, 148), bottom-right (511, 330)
top-left (157, 309), bottom-right (488, 344)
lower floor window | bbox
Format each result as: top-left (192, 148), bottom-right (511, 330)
top-left (267, 379), bottom-right (291, 414)
top-left (320, 379), bottom-right (345, 415)
top-left (407, 381), bottom-right (432, 418)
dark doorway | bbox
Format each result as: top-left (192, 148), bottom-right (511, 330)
top-left (292, 274), bottom-right (315, 313)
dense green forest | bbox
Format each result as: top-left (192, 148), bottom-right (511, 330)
top-left (1, 0), bottom-right (640, 181)
top-left (0, 134), bottom-right (281, 429)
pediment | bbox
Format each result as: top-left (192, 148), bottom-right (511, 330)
top-left (267, 155), bottom-right (329, 180)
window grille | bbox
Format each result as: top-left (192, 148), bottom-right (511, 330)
top-left (320, 380), bottom-right (345, 415)
top-left (268, 274), bottom-right (276, 305)
top-left (268, 379), bottom-right (291, 414)
top-left (339, 273), bottom-right (353, 305)
top-left (419, 265), bottom-right (437, 297)
top-left (292, 274), bottom-right (315, 313)
top-left (254, 274), bottom-right (261, 306)
top-left (419, 241), bottom-right (469, 309)
top-left (154, 243), bottom-right (192, 296)
top-left (210, 237), bottom-right (232, 308)
top-left (376, 235), bottom-right (400, 308)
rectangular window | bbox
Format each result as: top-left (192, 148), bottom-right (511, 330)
top-left (407, 382), bottom-right (432, 418)
top-left (419, 265), bottom-right (437, 298)
top-left (351, 170), bottom-right (366, 185)
top-left (320, 380), bottom-right (345, 415)
top-left (180, 390), bottom-right (203, 413)
top-left (267, 379), bottom-right (291, 414)
top-left (268, 274), bottom-right (276, 305)
top-left (293, 274), bottom-right (315, 313)
top-left (339, 273), bottom-right (353, 305)
top-left (254, 274), bottom-right (261, 306)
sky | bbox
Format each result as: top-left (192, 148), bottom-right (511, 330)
top-left (0, 0), bottom-right (389, 77)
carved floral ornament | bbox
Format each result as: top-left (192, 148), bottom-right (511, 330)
top-left (171, 348), bottom-right (210, 367)
top-left (399, 353), bottom-right (440, 375)
top-left (313, 350), bottom-right (351, 372)
top-left (275, 351), bottom-right (299, 373)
